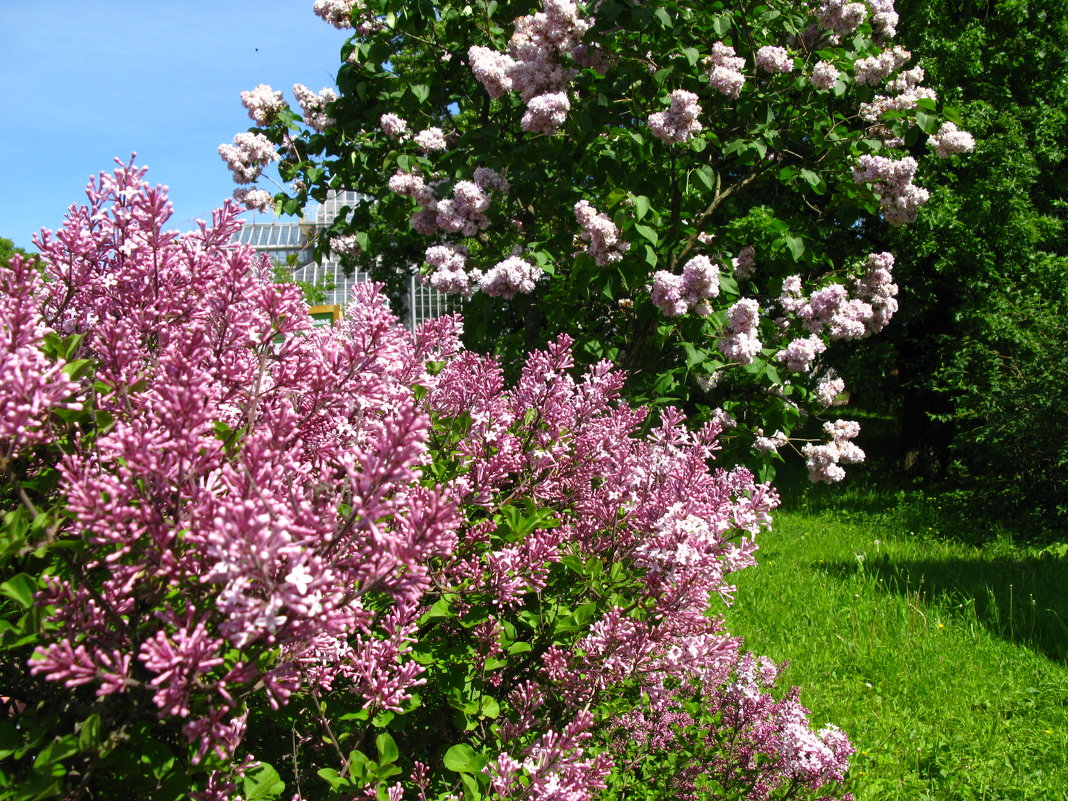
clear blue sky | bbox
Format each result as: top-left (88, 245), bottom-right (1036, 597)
top-left (1, 1), bottom-right (347, 250)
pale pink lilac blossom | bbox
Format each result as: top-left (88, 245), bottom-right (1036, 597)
top-left (292, 84), bottom-right (338, 133)
top-left (756, 46), bottom-right (794, 73)
top-left (649, 90), bottom-right (703, 144)
top-left (717, 299), bottom-right (762, 364)
top-left (574, 200), bottom-right (629, 265)
top-left (240, 84), bottom-right (286, 126)
top-left (929, 121), bottom-right (976, 158)
top-left (706, 42), bottom-right (747, 98)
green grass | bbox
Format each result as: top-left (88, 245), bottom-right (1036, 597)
top-left (726, 485), bottom-right (1068, 800)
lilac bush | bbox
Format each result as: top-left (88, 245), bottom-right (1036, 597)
top-left (223, 0), bottom-right (976, 481)
top-left (0, 164), bottom-right (852, 800)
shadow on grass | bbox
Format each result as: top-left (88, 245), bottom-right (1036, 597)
top-left (825, 552), bottom-right (1068, 663)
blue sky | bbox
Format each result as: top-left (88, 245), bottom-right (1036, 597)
top-left (2, 1), bottom-right (347, 250)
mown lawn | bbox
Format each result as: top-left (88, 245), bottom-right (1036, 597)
top-left (726, 486), bottom-right (1068, 800)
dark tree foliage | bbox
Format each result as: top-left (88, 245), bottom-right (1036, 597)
top-left (845, 0), bottom-right (1068, 525)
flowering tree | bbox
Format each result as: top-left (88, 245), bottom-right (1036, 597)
top-left (0, 164), bottom-right (854, 799)
top-left (223, 0), bottom-right (972, 481)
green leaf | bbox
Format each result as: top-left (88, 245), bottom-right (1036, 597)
top-left (243, 763), bottom-right (285, 801)
top-left (634, 224), bottom-right (659, 245)
top-left (317, 768), bottom-right (349, 792)
top-left (654, 6), bottom-right (672, 28)
top-left (681, 46), bottom-right (700, 66)
top-left (0, 573), bottom-right (36, 609)
top-left (376, 733), bottom-right (399, 765)
top-left (633, 195), bottom-right (651, 221)
top-left (444, 743), bottom-right (483, 773)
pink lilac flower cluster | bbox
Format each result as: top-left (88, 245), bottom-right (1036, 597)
top-left (732, 245), bottom-right (756, 279)
top-left (706, 42), bottom-right (747, 98)
top-left (816, 0), bottom-right (868, 36)
top-left (650, 255), bottom-right (721, 317)
top-left (25, 163), bottom-right (464, 764)
top-left (929, 121), bottom-right (977, 158)
top-left (218, 132), bottom-right (278, 184)
top-left (379, 113), bottom-right (410, 141)
top-left (777, 334), bottom-right (827, 373)
top-left (468, 0), bottom-right (591, 134)
top-left (574, 200), bottom-right (629, 266)
top-left (810, 60), bottom-right (841, 90)
top-left (240, 84), bottom-right (286, 126)
top-left (0, 255), bottom-right (81, 454)
top-left (718, 299), bottom-right (762, 364)
top-left (802, 420), bottom-right (865, 482)
top-left (798, 284), bottom-right (871, 340)
top-left (649, 90), bottom-right (703, 144)
top-left (14, 166), bottom-right (855, 800)
top-left (853, 154), bottom-right (929, 225)
top-left (755, 46), bottom-right (794, 73)
top-left (292, 83), bottom-right (338, 133)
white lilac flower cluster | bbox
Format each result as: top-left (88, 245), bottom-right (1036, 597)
top-left (802, 420), bottom-right (865, 483)
top-left (928, 121), bottom-right (976, 158)
top-left (776, 334), bottom-right (827, 373)
top-left (379, 113), bottom-right (409, 141)
top-left (809, 60), bottom-right (841, 90)
top-left (330, 234), bottom-right (361, 258)
top-left (859, 65), bottom-right (937, 122)
top-left (574, 200), bottom-right (629, 266)
top-left (815, 375), bottom-right (847, 407)
top-left (754, 429), bottom-right (789, 454)
top-left (479, 255), bottom-right (544, 298)
top-left (732, 245), bottom-right (756, 279)
top-left (785, 251), bottom-right (899, 342)
top-left (468, 0), bottom-right (591, 135)
top-left (755, 46), bottom-right (794, 74)
top-left (853, 155), bottom-right (929, 226)
top-left (414, 127), bottom-right (448, 152)
top-left (218, 132), bottom-right (279, 184)
top-left (522, 92), bottom-right (571, 135)
top-left (853, 46), bottom-right (911, 86)
top-left (312, 0), bottom-right (358, 28)
top-left (706, 42), bottom-right (747, 98)
top-left (649, 90), bottom-right (703, 144)
top-left (816, 0), bottom-right (868, 37)
top-left (424, 244), bottom-right (478, 296)
top-left (422, 245), bottom-right (543, 300)
top-left (865, 0), bottom-right (900, 39)
top-left (292, 84), bottom-right (338, 133)
top-left (718, 298), bottom-right (762, 364)
top-left (390, 168), bottom-right (507, 237)
top-left (232, 187), bottom-right (273, 212)
top-left (240, 84), bottom-right (286, 126)
top-left (650, 255), bottom-right (721, 317)
top-left (853, 251), bottom-right (899, 332)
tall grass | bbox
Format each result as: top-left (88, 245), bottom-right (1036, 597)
top-left (726, 481), bottom-right (1068, 800)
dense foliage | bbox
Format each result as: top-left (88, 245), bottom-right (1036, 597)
top-left (838, 0), bottom-right (1068, 523)
top-left (0, 165), bottom-right (854, 800)
top-left (223, 0), bottom-right (973, 482)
